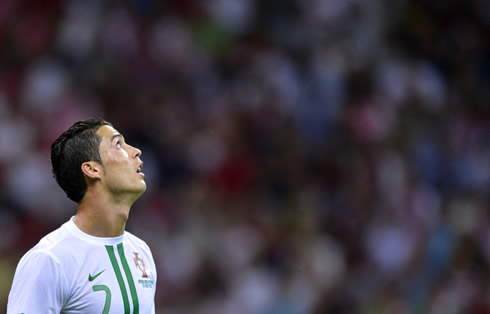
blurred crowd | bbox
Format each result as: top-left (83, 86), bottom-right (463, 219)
top-left (0, 0), bottom-right (489, 313)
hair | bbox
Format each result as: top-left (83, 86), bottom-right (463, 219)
top-left (51, 118), bottom-right (112, 203)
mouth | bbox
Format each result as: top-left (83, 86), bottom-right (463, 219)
top-left (136, 163), bottom-right (144, 176)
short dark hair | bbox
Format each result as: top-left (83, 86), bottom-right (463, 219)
top-left (51, 118), bottom-right (112, 203)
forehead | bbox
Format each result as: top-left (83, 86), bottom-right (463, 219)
top-left (96, 125), bottom-right (119, 140)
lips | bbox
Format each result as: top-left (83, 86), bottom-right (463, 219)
top-left (136, 163), bottom-right (144, 176)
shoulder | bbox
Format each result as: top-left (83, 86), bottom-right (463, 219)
top-left (18, 247), bottom-right (62, 269)
top-left (13, 246), bottom-right (68, 290)
top-left (20, 221), bottom-right (81, 268)
top-left (124, 230), bottom-right (151, 251)
top-left (25, 224), bottom-right (68, 257)
top-left (123, 231), bottom-right (155, 266)
top-left (9, 237), bottom-right (70, 312)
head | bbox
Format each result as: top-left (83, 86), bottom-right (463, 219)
top-left (51, 118), bottom-right (146, 203)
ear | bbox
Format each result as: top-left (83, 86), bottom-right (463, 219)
top-left (81, 161), bottom-right (102, 180)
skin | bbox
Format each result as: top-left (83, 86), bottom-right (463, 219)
top-left (73, 125), bottom-right (146, 237)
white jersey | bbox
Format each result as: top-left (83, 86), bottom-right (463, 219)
top-left (7, 217), bottom-right (157, 314)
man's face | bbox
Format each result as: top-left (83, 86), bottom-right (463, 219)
top-left (96, 125), bottom-right (146, 200)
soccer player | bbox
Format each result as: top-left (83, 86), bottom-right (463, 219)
top-left (7, 118), bottom-right (157, 313)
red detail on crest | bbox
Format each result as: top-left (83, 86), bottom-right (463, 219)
top-left (133, 252), bottom-right (149, 278)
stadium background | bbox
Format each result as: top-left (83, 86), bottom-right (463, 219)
top-left (0, 0), bottom-right (489, 313)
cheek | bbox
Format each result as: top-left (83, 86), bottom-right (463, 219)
top-left (121, 149), bottom-right (130, 159)
top-left (104, 150), bottom-right (129, 165)
top-left (102, 160), bottom-right (128, 179)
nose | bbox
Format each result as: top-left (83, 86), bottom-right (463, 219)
top-left (132, 145), bottom-right (142, 159)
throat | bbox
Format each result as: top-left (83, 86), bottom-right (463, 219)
top-left (74, 206), bottom-right (129, 238)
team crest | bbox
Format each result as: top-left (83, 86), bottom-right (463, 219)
top-left (133, 252), bottom-right (154, 289)
top-left (133, 252), bottom-right (149, 278)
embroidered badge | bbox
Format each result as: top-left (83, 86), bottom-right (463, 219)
top-left (133, 252), bottom-right (154, 289)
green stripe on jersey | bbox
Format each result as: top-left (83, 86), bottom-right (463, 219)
top-left (106, 245), bottom-right (130, 314)
top-left (118, 243), bottom-right (139, 314)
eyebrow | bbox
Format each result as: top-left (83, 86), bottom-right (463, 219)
top-left (111, 133), bottom-right (124, 142)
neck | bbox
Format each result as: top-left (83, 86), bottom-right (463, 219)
top-left (74, 189), bottom-right (133, 238)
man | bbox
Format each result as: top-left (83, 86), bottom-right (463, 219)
top-left (7, 118), bottom-right (157, 313)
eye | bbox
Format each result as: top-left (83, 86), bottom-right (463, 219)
top-left (116, 140), bottom-right (122, 147)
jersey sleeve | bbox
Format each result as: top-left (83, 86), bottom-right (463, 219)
top-left (7, 249), bottom-right (67, 314)
top-left (146, 242), bottom-right (157, 314)
top-left (145, 241), bottom-right (158, 284)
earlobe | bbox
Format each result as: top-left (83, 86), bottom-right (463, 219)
top-left (81, 162), bottom-right (101, 179)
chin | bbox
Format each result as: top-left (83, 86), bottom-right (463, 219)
top-left (128, 180), bottom-right (147, 198)
top-left (137, 181), bottom-right (147, 193)
top-left (130, 186), bottom-right (147, 204)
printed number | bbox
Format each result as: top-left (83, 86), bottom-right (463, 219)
top-left (92, 285), bottom-right (112, 314)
